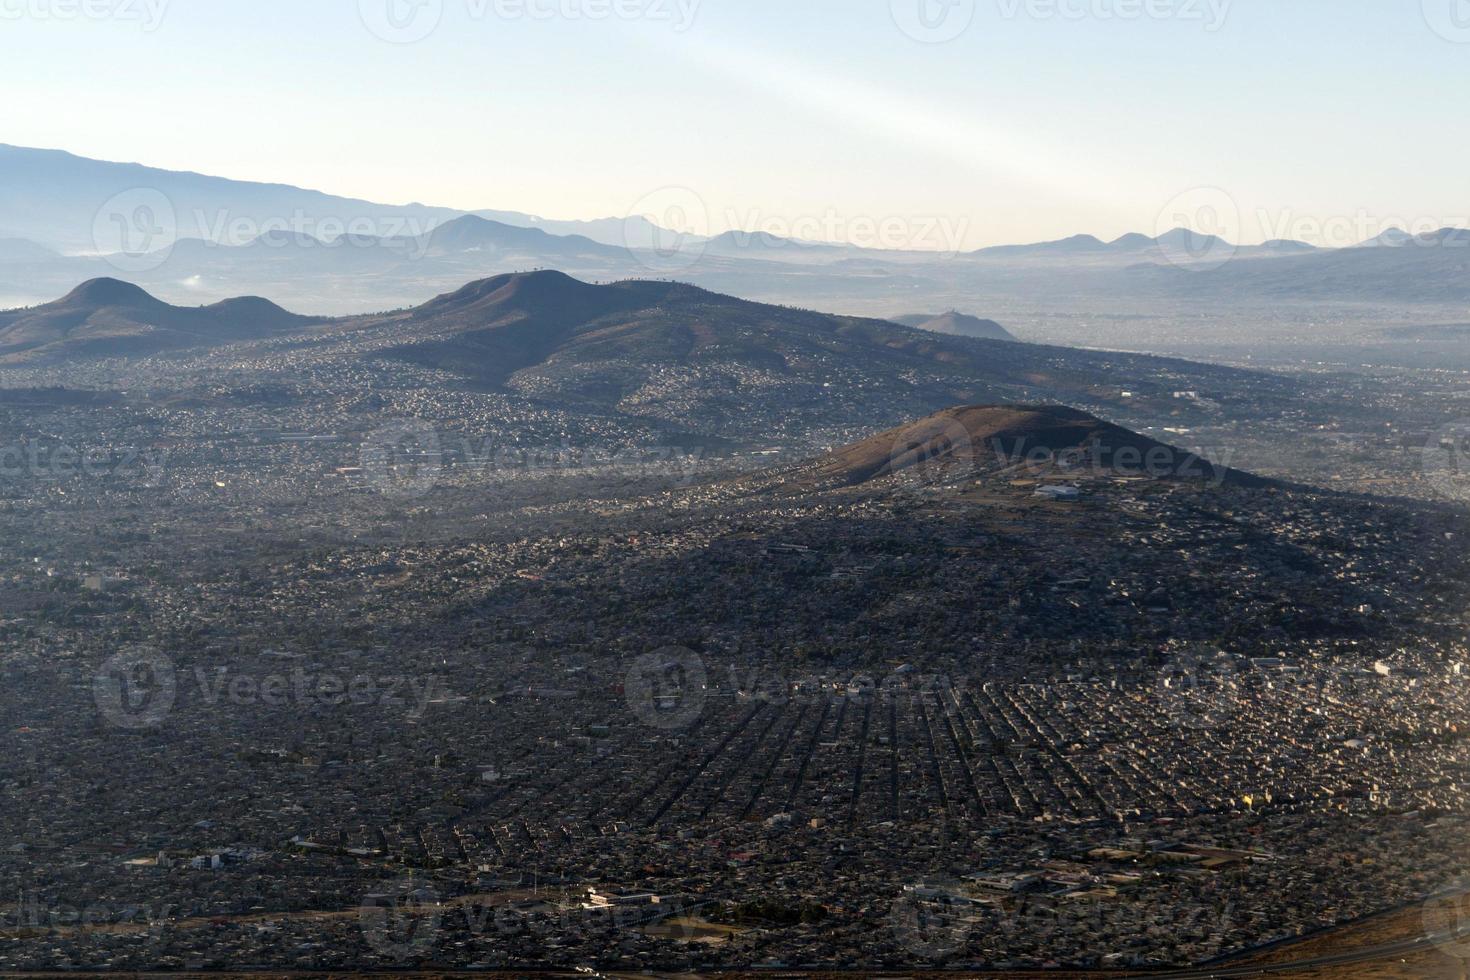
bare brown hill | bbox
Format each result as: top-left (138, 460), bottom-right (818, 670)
top-left (808, 404), bottom-right (1271, 489)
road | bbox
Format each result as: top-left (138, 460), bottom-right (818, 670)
top-left (0, 922), bottom-right (1464, 978)
top-left (1131, 924), bottom-right (1469, 978)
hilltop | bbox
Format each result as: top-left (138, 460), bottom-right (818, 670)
top-left (0, 277), bottom-right (321, 363)
top-left (891, 312), bottom-right (1017, 342)
top-left (794, 404), bottom-right (1269, 490)
top-left (339, 271), bottom-right (1300, 439)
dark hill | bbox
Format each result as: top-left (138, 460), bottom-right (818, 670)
top-left (203, 295), bottom-right (311, 330)
top-left (0, 278), bottom-right (321, 363)
top-left (892, 312), bottom-right (1017, 342)
top-left (59, 277), bottom-right (165, 309)
top-left (379, 271), bottom-right (656, 384)
top-left (410, 269), bottom-right (631, 322)
top-left (350, 271), bottom-right (1302, 437)
top-left (371, 270), bottom-right (1028, 391)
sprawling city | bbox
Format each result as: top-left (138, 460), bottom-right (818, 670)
top-left (5, 2), bottom-right (1470, 977)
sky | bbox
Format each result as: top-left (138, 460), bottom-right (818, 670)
top-left (2, 0), bottom-right (1468, 249)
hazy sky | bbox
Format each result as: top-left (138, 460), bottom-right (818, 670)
top-left (4, 0), bottom-right (1468, 248)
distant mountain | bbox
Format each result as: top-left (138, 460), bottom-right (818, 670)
top-left (0, 277), bottom-right (321, 363)
top-left (418, 215), bottom-right (624, 261)
top-left (0, 143), bottom-right (667, 253)
top-left (1134, 227), bottom-right (1470, 302)
top-left (805, 404), bottom-right (1267, 489)
top-left (104, 231), bottom-right (416, 282)
top-left (975, 234), bottom-right (1114, 258)
top-left (701, 230), bottom-right (978, 264)
top-left (702, 230), bottom-right (862, 261)
top-left (1152, 228), bottom-right (1229, 254)
top-left (1354, 228), bottom-right (1417, 248)
top-left (144, 216), bottom-right (628, 266)
top-left (29, 211), bottom-right (644, 318)
top-left (1370, 227), bottom-right (1464, 249)
top-left (973, 229), bottom-right (1316, 262)
top-left (469, 210), bottom-right (669, 250)
top-left (891, 312), bottom-right (1018, 342)
top-left (1108, 232), bottom-right (1156, 250)
top-left (0, 144), bottom-right (454, 253)
top-left (1257, 239), bottom-right (1318, 253)
top-left (973, 229), bottom-right (1204, 260)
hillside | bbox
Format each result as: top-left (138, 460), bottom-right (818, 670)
top-left (892, 312), bottom-right (1017, 342)
top-left (345, 271), bottom-right (1305, 438)
top-left (0, 142), bottom-right (665, 253)
top-left (0, 271), bottom-right (1341, 453)
top-left (802, 404), bottom-right (1268, 489)
top-left (0, 278), bottom-right (321, 363)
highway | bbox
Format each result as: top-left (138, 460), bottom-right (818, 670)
top-left (1127, 924), bottom-right (1469, 978)
top-left (1, 924), bottom-right (1466, 978)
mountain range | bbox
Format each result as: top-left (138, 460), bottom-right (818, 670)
top-left (0, 272), bottom-right (1333, 449)
top-left (971, 228), bottom-right (1319, 260)
top-left (5, 144), bottom-right (1470, 357)
top-left (0, 143), bottom-right (668, 253)
top-left (1131, 226), bottom-right (1470, 302)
